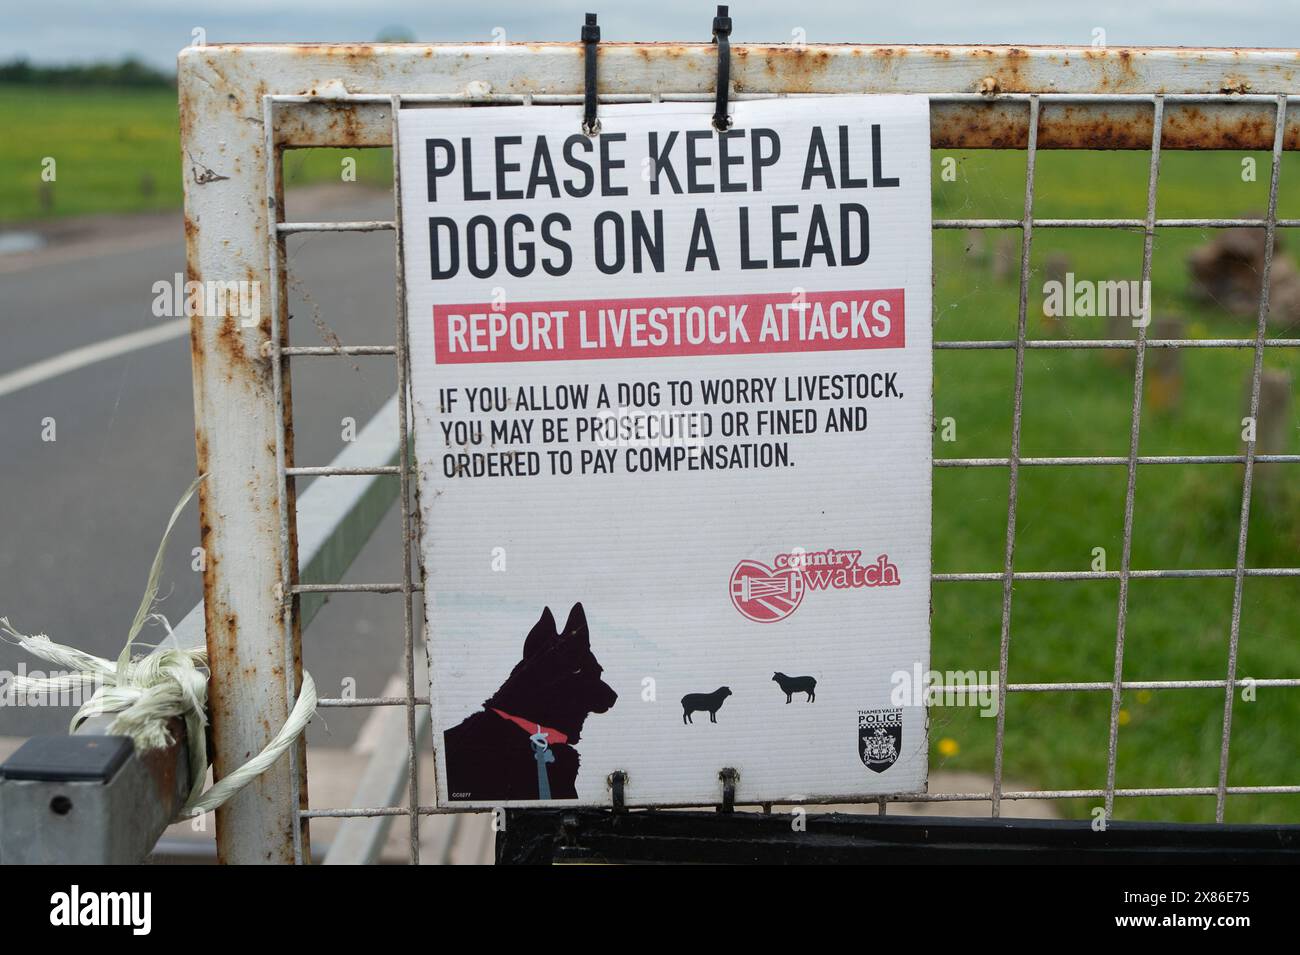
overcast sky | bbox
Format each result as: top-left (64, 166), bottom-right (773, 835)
top-left (2, 0), bottom-right (1296, 70)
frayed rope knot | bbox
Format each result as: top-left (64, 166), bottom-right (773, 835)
top-left (0, 475), bottom-right (316, 821)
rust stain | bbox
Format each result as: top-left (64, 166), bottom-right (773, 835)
top-left (138, 718), bottom-right (185, 803)
top-left (188, 322), bottom-right (205, 371)
top-left (194, 432), bottom-right (209, 482)
top-left (1161, 102), bottom-right (1292, 150)
top-left (178, 96), bottom-right (197, 147)
top-left (324, 103), bottom-right (365, 145)
top-left (932, 99), bottom-right (1297, 151)
top-left (214, 318), bottom-right (244, 376)
top-left (182, 215), bottom-right (199, 262)
top-left (980, 46), bottom-right (1030, 93)
top-left (753, 45), bottom-right (833, 94)
top-left (198, 541), bottom-right (239, 781)
top-left (933, 101), bottom-right (1025, 149)
top-left (306, 42), bottom-right (379, 62)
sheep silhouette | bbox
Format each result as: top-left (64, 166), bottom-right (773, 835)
top-left (681, 687), bottom-right (732, 724)
top-left (772, 672), bottom-right (816, 703)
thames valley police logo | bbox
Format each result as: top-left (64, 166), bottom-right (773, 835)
top-left (858, 708), bottom-right (902, 773)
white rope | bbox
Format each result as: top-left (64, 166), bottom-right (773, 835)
top-left (182, 671), bottom-right (316, 818)
top-left (0, 475), bottom-right (317, 821)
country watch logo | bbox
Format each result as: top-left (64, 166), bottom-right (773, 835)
top-left (729, 548), bottom-right (900, 622)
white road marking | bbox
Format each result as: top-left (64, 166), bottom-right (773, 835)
top-left (0, 318), bottom-right (189, 398)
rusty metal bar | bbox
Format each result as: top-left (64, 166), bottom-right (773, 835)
top-left (264, 92), bottom-right (310, 865)
top-left (937, 455), bottom-right (1300, 465)
top-left (311, 678), bottom-right (1298, 706)
top-left (273, 90), bottom-right (1295, 105)
top-left (300, 567), bottom-right (1300, 590)
top-left (277, 336), bottom-right (1300, 355)
top-left (937, 339), bottom-right (1300, 349)
top-left (318, 696), bottom-right (432, 707)
top-left (276, 220), bottom-right (395, 234)
top-left (390, 93), bottom-right (423, 865)
top-left (273, 95), bottom-right (1300, 151)
top-left (286, 465), bottom-right (400, 476)
top-left (179, 50), bottom-right (307, 867)
top-left (991, 96), bottom-right (1039, 818)
top-left (936, 568), bottom-right (1300, 581)
top-left (895, 679), bottom-right (1300, 693)
top-left (293, 582), bottom-right (421, 594)
top-left (281, 345), bottom-right (397, 356)
top-left (1104, 96), bottom-right (1164, 820)
top-left (208, 43), bottom-right (1300, 153)
top-left (937, 218), bottom-right (1300, 228)
top-left (1217, 95), bottom-right (1290, 823)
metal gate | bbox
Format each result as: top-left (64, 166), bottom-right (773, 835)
top-left (177, 41), bottom-right (1300, 864)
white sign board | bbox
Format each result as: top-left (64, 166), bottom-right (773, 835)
top-left (398, 96), bottom-right (932, 809)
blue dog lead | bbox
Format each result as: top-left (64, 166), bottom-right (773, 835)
top-left (529, 730), bottom-right (555, 799)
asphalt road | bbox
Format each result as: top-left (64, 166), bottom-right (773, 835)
top-left (0, 185), bottom-right (412, 746)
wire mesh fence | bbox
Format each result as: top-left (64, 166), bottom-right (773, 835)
top-left (236, 78), bottom-right (1300, 864)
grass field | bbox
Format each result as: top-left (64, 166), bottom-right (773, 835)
top-left (0, 85), bottom-right (392, 222)
top-left (2, 86), bottom-right (1298, 823)
top-left (929, 148), bottom-right (1300, 823)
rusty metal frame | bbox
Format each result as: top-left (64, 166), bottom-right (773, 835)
top-left (178, 42), bottom-right (1300, 864)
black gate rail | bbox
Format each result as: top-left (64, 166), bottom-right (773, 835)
top-left (497, 809), bottom-right (1300, 864)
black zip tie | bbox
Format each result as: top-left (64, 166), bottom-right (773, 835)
top-left (581, 13), bottom-right (601, 136)
top-left (711, 5), bottom-right (733, 131)
top-left (717, 767), bottom-right (738, 812)
top-left (608, 770), bottom-right (627, 812)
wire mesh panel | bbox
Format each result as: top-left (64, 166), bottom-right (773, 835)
top-left (177, 44), bottom-right (1300, 864)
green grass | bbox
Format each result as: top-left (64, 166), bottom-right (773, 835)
top-left (3, 86), bottom-right (1297, 823)
top-left (928, 149), bottom-right (1300, 822)
top-left (0, 86), bottom-right (183, 220)
top-left (0, 85), bottom-right (392, 222)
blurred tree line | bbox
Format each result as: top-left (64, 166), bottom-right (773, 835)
top-left (0, 56), bottom-right (174, 88)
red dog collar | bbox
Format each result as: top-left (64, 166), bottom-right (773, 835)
top-left (490, 708), bottom-right (569, 745)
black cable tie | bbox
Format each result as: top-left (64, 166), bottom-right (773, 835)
top-left (581, 13), bottom-right (601, 136)
top-left (717, 767), bottom-right (738, 812)
top-left (711, 5), bottom-right (733, 131)
top-left (609, 770), bottom-right (627, 812)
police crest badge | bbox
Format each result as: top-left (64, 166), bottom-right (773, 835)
top-left (858, 708), bottom-right (903, 773)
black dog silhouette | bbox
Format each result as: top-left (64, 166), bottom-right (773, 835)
top-left (682, 687), bottom-right (732, 724)
top-left (772, 672), bottom-right (816, 703)
top-left (442, 603), bottom-right (616, 801)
